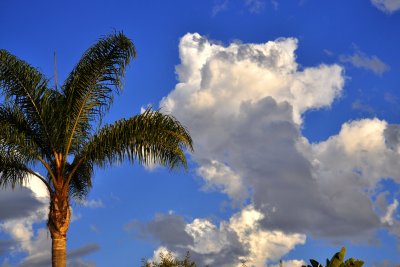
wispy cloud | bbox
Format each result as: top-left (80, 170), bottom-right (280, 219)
top-left (371, 0), bottom-right (400, 14)
top-left (212, 0), bottom-right (272, 16)
top-left (384, 92), bottom-right (399, 104)
top-left (89, 224), bottom-right (99, 234)
top-left (245, 0), bottom-right (266, 13)
top-left (381, 199), bottom-right (399, 226)
top-left (77, 198), bottom-right (104, 208)
top-left (352, 99), bottom-right (375, 114)
top-left (271, 0), bottom-right (279, 10)
top-left (212, 0), bottom-right (229, 16)
top-left (340, 49), bottom-right (390, 76)
top-left (323, 49), bottom-right (334, 56)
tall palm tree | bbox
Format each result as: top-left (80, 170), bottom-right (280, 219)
top-left (0, 32), bottom-right (193, 267)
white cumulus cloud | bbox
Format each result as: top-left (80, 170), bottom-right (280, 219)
top-left (158, 33), bottom-right (400, 245)
top-left (135, 206), bottom-right (306, 267)
top-left (163, 33), bottom-right (343, 124)
top-left (124, 32), bottom-right (400, 265)
top-left (197, 160), bottom-right (248, 203)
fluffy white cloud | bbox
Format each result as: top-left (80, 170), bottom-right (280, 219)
top-left (0, 176), bottom-right (49, 257)
top-left (197, 160), bottom-right (248, 203)
top-left (159, 33), bottom-right (400, 244)
top-left (371, 0), bottom-right (400, 13)
top-left (310, 119), bottom-right (400, 186)
top-left (226, 206), bottom-right (305, 266)
top-left (301, 118), bottom-right (400, 238)
top-left (136, 206), bottom-right (305, 267)
top-left (148, 246), bottom-right (179, 263)
top-left (161, 34), bottom-right (344, 223)
top-left (165, 33), bottom-right (343, 124)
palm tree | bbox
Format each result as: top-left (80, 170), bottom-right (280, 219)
top-left (0, 32), bottom-right (193, 267)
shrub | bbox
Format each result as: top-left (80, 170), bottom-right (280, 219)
top-left (141, 251), bottom-right (196, 267)
top-left (304, 247), bottom-right (364, 267)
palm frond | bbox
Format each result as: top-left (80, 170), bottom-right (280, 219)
top-left (39, 88), bottom-right (68, 154)
top-left (0, 49), bottom-right (54, 155)
top-left (0, 103), bottom-right (42, 161)
top-left (66, 159), bottom-right (93, 200)
top-left (0, 144), bottom-right (31, 189)
top-left (62, 31), bottom-right (136, 156)
top-left (77, 109), bottom-right (193, 174)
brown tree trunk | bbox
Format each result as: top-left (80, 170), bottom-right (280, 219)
top-left (48, 192), bottom-right (71, 267)
top-left (52, 237), bottom-right (67, 267)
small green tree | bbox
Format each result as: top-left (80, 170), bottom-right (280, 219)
top-left (142, 251), bottom-right (196, 267)
top-left (304, 247), bottom-right (364, 267)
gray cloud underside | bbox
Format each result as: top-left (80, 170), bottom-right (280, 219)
top-left (128, 213), bottom-right (249, 267)
top-left (0, 187), bottom-right (43, 221)
top-left (240, 99), bottom-right (381, 236)
top-left (126, 214), bottom-right (194, 246)
top-left (16, 243), bottom-right (99, 267)
top-left (67, 244), bottom-right (100, 259)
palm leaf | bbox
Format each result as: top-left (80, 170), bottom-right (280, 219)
top-left (0, 103), bottom-right (41, 160)
top-left (62, 32), bottom-right (136, 157)
top-left (0, 144), bottom-right (31, 188)
top-left (39, 88), bottom-right (68, 155)
top-left (69, 109), bottom-right (192, 179)
top-left (66, 159), bottom-right (93, 200)
top-left (0, 49), bottom-right (54, 155)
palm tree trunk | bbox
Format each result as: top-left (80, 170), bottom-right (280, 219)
top-left (48, 192), bottom-right (71, 267)
top-left (52, 237), bottom-right (67, 267)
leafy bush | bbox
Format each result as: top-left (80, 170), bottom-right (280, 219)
top-left (142, 246), bottom-right (364, 267)
top-left (141, 251), bottom-right (197, 267)
top-left (304, 247), bottom-right (364, 267)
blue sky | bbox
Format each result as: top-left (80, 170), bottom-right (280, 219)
top-left (1, 0), bottom-right (400, 266)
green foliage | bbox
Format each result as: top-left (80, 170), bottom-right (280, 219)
top-left (0, 31), bottom-right (193, 199)
top-left (305, 247), bottom-right (364, 267)
top-left (141, 251), bottom-right (197, 267)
